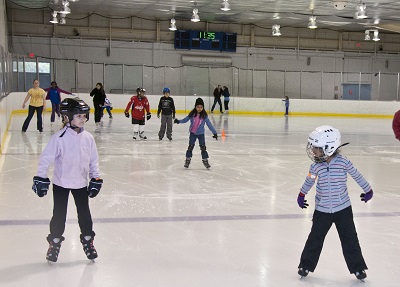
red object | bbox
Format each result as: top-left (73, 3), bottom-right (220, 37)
top-left (125, 96), bottom-right (150, 120)
top-left (392, 110), bottom-right (400, 140)
top-left (28, 53), bottom-right (35, 58)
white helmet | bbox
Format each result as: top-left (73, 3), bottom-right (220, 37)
top-left (306, 125), bottom-right (341, 162)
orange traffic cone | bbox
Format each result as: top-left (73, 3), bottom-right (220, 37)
top-left (222, 129), bottom-right (226, 138)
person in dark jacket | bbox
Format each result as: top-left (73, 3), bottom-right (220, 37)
top-left (222, 86), bottom-right (230, 114)
top-left (44, 81), bottom-right (73, 124)
top-left (90, 83), bottom-right (106, 125)
top-left (211, 85), bottom-right (223, 113)
top-left (157, 87), bottom-right (176, 141)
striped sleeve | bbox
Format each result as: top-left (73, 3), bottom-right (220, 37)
top-left (300, 165), bottom-right (317, 195)
top-left (346, 158), bottom-right (372, 193)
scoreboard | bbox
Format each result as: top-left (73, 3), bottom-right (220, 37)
top-left (174, 30), bottom-right (237, 52)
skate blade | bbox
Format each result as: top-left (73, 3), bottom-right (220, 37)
top-left (358, 278), bottom-right (365, 283)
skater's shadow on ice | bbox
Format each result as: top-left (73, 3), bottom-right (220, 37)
top-left (0, 260), bottom-right (95, 284)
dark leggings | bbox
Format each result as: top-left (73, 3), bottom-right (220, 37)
top-left (22, 105), bottom-right (43, 132)
top-left (298, 206), bottom-right (367, 274)
top-left (48, 184), bottom-right (95, 240)
top-left (50, 102), bottom-right (60, 122)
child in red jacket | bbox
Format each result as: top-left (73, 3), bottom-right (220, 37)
top-left (124, 87), bottom-right (151, 140)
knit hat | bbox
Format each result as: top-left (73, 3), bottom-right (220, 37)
top-left (195, 97), bottom-right (204, 107)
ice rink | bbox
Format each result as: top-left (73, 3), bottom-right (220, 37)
top-left (0, 111), bottom-right (399, 287)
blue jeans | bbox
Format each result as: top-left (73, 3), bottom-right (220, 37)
top-left (186, 132), bottom-right (208, 159)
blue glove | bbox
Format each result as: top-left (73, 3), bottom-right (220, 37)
top-left (147, 113), bottom-right (151, 120)
top-left (360, 190), bottom-right (373, 203)
top-left (88, 178), bottom-right (103, 198)
top-left (297, 192), bottom-right (309, 209)
top-left (32, 176), bottom-right (50, 197)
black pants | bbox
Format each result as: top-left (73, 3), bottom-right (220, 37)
top-left (211, 97), bottom-right (222, 112)
top-left (22, 105), bottom-right (43, 132)
top-left (48, 184), bottom-right (95, 240)
top-left (94, 104), bottom-right (102, 123)
top-left (224, 100), bottom-right (229, 111)
top-left (299, 206), bottom-right (367, 274)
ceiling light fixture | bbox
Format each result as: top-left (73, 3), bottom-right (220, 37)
top-left (355, 2), bottom-right (367, 19)
top-left (60, 0), bottom-right (71, 15)
top-left (364, 30), bottom-right (370, 40)
top-left (221, 0), bottom-right (231, 11)
top-left (272, 24), bottom-right (281, 36)
top-left (191, 2), bottom-right (200, 22)
top-left (60, 13), bottom-right (66, 25)
top-left (364, 29), bottom-right (380, 41)
top-left (169, 18), bottom-right (177, 31)
top-left (308, 15), bottom-right (317, 29)
top-left (373, 30), bottom-right (380, 41)
top-left (50, 11), bottom-right (58, 24)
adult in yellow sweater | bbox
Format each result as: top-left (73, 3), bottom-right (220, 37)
top-left (22, 79), bottom-right (46, 133)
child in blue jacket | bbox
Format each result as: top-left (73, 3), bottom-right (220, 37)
top-left (174, 98), bottom-right (218, 169)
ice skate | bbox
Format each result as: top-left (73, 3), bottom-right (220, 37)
top-left (46, 236), bottom-right (64, 264)
top-left (202, 159), bottom-right (211, 169)
top-left (80, 235), bottom-right (98, 262)
top-left (355, 270), bottom-right (366, 282)
top-left (298, 268), bottom-right (309, 279)
top-left (133, 132), bottom-right (138, 140)
top-left (167, 136), bottom-right (172, 141)
top-left (139, 131), bottom-right (147, 140)
top-left (184, 158), bottom-right (191, 168)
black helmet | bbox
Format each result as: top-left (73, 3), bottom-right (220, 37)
top-left (60, 98), bottom-right (90, 122)
top-left (136, 87), bottom-right (142, 94)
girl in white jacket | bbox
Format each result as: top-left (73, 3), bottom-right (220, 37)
top-left (32, 98), bottom-right (103, 263)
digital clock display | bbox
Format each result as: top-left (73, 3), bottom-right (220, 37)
top-left (198, 32), bottom-right (215, 40)
top-left (174, 30), bottom-right (237, 52)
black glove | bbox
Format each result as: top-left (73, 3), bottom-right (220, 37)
top-left (147, 113), bottom-right (151, 120)
top-left (360, 190), bottom-right (373, 203)
top-left (88, 178), bottom-right (103, 198)
top-left (157, 113), bottom-right (160, 119)
top-left (174, 119), bottom-right (179, 124)
top-left (32, 176), bottom-right (50, 197)
top-left (213, 134), bottom-right (218, 140)
top-left (124, 112), bottom-right (129, 118)
top-left (173, 114), bottom-right (175, 119)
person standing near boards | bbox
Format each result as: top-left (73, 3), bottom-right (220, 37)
top-left (22, 79), bottom-right (46, 133)
top-left (90, 82), bottom-right (106, 126)
top-left (222, 86), bottom-right (230, 114)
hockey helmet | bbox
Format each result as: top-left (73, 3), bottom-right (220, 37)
top-left (306, 125), bottom-right (341, 163)
top-left (163, 87), bottom-right (170, 94)
top-left (136, 87), bottom-right (141, 94)
top-left (60, 97), bottom-right (90, 123)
